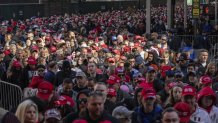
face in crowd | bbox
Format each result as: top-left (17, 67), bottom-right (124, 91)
top-left (162, 109), bottom-right (180, 123)
top-left (199, 51), bottom-right (208, 63)
top-left (172, 86), bottom-right (182, 102)
top-left (88, 62), bottom-right (97, 74)
top-left (87, 94), bottom-right (105, 119)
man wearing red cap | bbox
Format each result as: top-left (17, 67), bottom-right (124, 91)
top-left (4, 44), bottom-right (17, 69)
top-left (174, 102), bottom-right (191, 123)
top-left (182, 85), bottom-right (212, 123)
top-left (6, 49), bottom-right (23, 78)
top-left (37, 81), bottom-right (53, 102)
top-left (199, 75), bottom-right (213, 89)
top-left (145, 67), bottom-right (164, 93)
top-left (107, 88), bottom-right (117, 104)
top-left (132, 87), bottom-right (162, 123)
top-left (54, 95), bottom-right (75, 118)
top-left (22, 56), bottom-right (38, 83)
top-left (8, 60), bottom-right (26, 89)
top-left (29, 65), bottom-right (46, 89)
top-left (106, 75), bottom-right (130, 103)
top-left (197, 86), bottom-right (218, 123)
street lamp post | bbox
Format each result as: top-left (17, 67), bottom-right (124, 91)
top-left (146, 0), bottom-right (151, 34)
top-left (139, 0), bottom-right (140, 9)
top-left (167, 0), bottom-right (172, 29)
top-left (215, 0), bottom-right (217, 25)
top-left (184, 0), bottom-right (187, 29)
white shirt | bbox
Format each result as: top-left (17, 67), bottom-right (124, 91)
top-left (190, 106), bottom-right (212, 123)
top-left (202, 62), bottom-right (207, 67)
top-left (140, 51), bottom-right (145, 59)
top-left (209, 106), bottom-right (218, 123)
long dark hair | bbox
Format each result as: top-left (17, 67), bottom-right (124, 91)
top-left (134, 88), bottom-right (143, 107)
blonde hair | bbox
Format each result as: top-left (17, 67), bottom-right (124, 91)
top-left (205, 62), bottom-right (217, 75)
top-left (39, 47), bottom-right (49, 58)
top-left (15, 100), bottom-right (38, 123)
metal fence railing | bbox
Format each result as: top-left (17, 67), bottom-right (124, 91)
top-left (0, 80), bottom-right (23, 111)
top-left (170, 35), bottom-right (218, 60)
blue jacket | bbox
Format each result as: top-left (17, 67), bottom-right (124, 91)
top-left (132, 105), bottom-right (162, 123)
top-left (44, 70), bottom-right (55, 84)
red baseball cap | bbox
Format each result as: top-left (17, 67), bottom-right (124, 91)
top-left (106, 75), bottom-right (120, 85)
top-left (91, 45), bottom-right (99, 51)
top-left (167, 82), bottom-right (177, 89)
top-left (107, 57), bottom-right (115, 63)
top-left (174, 102), bottom-right (191, 123)
top-left (197, 86), bottom-right (216, 105)
top-left (124, 75), bottom-right (130, 83)
top-left (73, 120), bottom-right (88, 123)
top-left (28, 56), bottom-right (37, 65)
top-left (123, 46), bottom-right (131, 52)
top-left (12, 60), bottom-right (22, 68)
top-left (141, 87), bottom-right (156, 100)
top-left (199, 75), bottom-right (212, 85)
top-left (134, 35), bottom-right (141, 40)
top-left (37, 81), bottom-right (53, 101)
top-left (182, 85), bottom-right (196, 97)
top-left (115, 67), bottom-right (124, 74)
top-left (136, 77), bottom-right (146, 83)
top-left (4, 50), bottom-right (10, 56)
top-left (107, 88), bottom-right (117, 97)
top-left (112, 49), bottom-right (121, 55)
top-left (31, 45), bottom-right (39, 52)
top-left (49, 46), bottom-right (57, 53)
top-left (54, 95), bottom-right (75, 107)
top-left (138, 82), bottom-right (152, 89)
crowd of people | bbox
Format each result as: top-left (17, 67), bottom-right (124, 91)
top-left (0, 8), bottom-right (218, 123)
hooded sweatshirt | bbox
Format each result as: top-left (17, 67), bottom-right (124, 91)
top-left (197, 86), bottom-right (218, 123)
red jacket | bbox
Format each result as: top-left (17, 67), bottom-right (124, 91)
top-left (197, 86), bottom-right (216, 105)
top-left (29, 76), bottom-right (44, 88)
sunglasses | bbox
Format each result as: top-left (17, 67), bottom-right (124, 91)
top-left (77, 98), bottom-right (87, 104)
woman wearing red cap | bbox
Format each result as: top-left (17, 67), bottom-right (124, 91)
top-left (197, 86), bottom-right (218, 123)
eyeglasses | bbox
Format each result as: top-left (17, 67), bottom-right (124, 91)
top-left (38, 69), bottom-right (45, 72)
top-left (77, 98), bottom-right (87, 104)
top-left (129, 60), bottom-right (135, 63)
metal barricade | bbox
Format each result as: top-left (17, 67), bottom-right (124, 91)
top-left (169, 35), bottom-right (218, 63)
top-left (208, 35), bottom-right (218, 61)
top-left (0, 80), bottom-right (23, 111)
